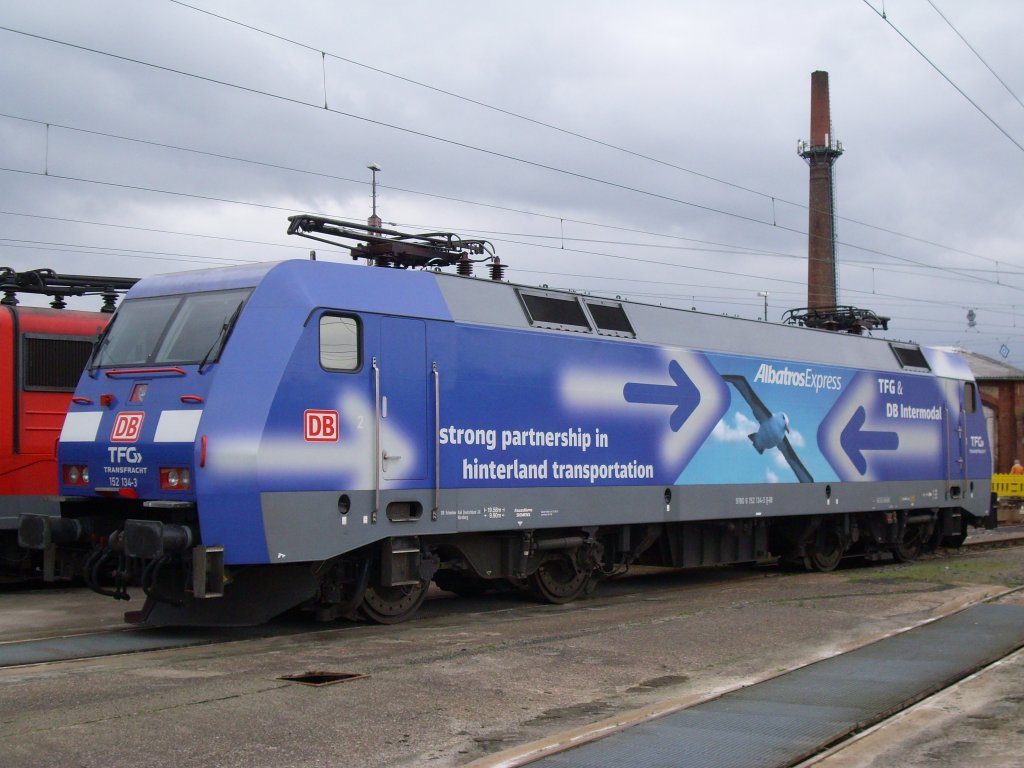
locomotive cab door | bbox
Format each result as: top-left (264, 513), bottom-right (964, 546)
top-left (377, 317), bottom-right (428, 482)
top-left (945, 380), bottom-right (968, 490)
top-left (961, 380), bottom-right (988, 480)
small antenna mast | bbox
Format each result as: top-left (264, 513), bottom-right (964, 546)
top-left (367, 163), bottom-right (382, 232)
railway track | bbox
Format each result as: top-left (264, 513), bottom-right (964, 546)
top-left (0, 565), bottom-right (770, 669)
top-left (1, 532), bottom-right (1021, 671)
top-left (961, 527), bottom-right (1024, 551)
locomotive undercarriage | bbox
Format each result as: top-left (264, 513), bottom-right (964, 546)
top-left (19, 504), bottom-right (978, 626)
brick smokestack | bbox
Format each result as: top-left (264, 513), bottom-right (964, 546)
top-left (799, 71), bottom-right (843, 310)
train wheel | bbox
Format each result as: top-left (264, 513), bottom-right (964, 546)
top-left (893, 525), bottom-right (925, 563)
top-left (359, 580), bottom-right (429, 624)
top-left (529, 555), bottom-right (590, 604)
top-left (803, 529), bottom-right (844, 572)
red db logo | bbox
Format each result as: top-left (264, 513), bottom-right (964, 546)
top-left (304, 410), bottom-right (339, 442)
top-left (111, 412), bottom-right (145, 442)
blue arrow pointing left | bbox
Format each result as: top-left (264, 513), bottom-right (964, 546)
top-left (841, 405), bottom-right (899, 475)
top-left (623, 360), bottom-right (701, 431)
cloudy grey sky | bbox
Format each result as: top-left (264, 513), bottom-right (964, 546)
top-left (1, 1), bottom-right (1022, 365)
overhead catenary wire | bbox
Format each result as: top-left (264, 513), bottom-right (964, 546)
top-left (924, 0), bottom-right (1024, 114)
top-left (4, 114), bottom-right (1023, 319)
top-left (0, 24), bottom-right (779, 232)
top-left (407, 221), bottom-right (1024, 292)
top-left (6, 217), bottom-right (1015, 326)
top-left (6, 216), bottom-right (1021, 348)
top-left (163, 0), bottom-right (1011, 270)
top-left (860, 0), bottom-right (1024, 154)
top-left (5, 158), bottom-right (1015, 296)
top-left (5, 111), bottom-right (1018, 290)
top-left (3, 162), bottom-right (1023, 323)
top-left (8, 196), bottom-right (1016, 316)
top-left (0, 24), bottom-right (1014, 276)
top-left (0, 112), bottom-right (793, 260)
top-left (500, 235), bottom-right (1024, 323)
top-left (1, 12), bottom-right (1020, 363)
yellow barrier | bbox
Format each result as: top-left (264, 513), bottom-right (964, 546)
top-left (992, 473), bottom-right (1024, 498)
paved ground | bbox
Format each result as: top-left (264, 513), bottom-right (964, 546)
top-left (0, 543), bottom-right (1022, 768)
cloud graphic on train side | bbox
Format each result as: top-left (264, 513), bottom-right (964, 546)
top-left (712, 411), bottom-right (760, 442)
top-left (209, 390), bottom-right (402, 489)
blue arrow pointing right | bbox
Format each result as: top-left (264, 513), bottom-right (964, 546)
top-left (623, 360), bottom-right (701, 432)
top-left (840, 405), bottom-right (899, 475)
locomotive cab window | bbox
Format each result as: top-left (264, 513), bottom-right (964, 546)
top-left (964, 381), bottom-right (977, 414)
top-left (320, 315), bottom-right (360, 371)
top-left (158, 289), bottom-right (250, 364)
top-left (517, 290), bottom-right (592, 333)
top-left (91, 288), bottom-right (251, 368)
top-left (585, 300), bottom-right (634, 337)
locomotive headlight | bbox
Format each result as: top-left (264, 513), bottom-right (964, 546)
top-left (63, 465), bottom-right (89, 486)
top-left (160, 468), bottom-right (191, 491)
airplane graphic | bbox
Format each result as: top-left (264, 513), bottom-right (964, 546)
top-left (721, 374), bottom-right (814, 483)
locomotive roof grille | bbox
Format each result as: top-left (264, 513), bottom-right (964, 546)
top-left (518, 290), bottom-right (592, 332)
top-left (22, 335), bottom-right (95, 391)
top-left (515, 288), bottom-right (636, 338)
top-left (585, 299), bottom-right (635, 337)
top-left (890, 343), bottom-right (931, 371)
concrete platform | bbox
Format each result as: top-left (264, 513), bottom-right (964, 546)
top-left (807, 647), bottom-right (1024, 767)
top-left (521, 603), bottom-right (1024, 768)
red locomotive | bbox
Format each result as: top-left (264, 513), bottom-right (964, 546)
top-left (1, 269), bottom-right (135, 580)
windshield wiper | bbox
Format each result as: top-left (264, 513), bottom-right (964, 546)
top-left (198, 302), bottom-right (244, 374)
top-left (87, 315), bottom-right (118, 377)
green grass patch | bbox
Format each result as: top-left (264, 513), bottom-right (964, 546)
top-left (847, 558), bottom-right (1024, 587)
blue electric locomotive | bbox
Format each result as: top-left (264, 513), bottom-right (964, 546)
top-left (19, 216), bottom-right (994, 625)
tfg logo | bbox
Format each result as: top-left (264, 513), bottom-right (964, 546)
top-left (304, 410), bottom-right (339, 442)
top-left (111, 412), bottom-right (145, 442)
top-left (107, 446), bottom-right (143, 464)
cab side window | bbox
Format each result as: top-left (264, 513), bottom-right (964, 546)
top-left (320, 315), bottom-right (360, 371)
top-left (964, 381), bottom-right (977, 414)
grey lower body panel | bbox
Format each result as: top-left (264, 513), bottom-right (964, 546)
top-left (529, 603), bottom-right (1024, 768)
top-left (259, 479), bottom-right (988, 564)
